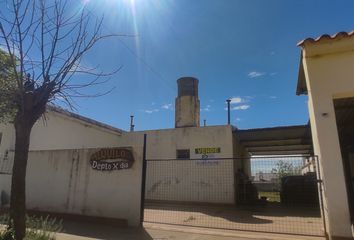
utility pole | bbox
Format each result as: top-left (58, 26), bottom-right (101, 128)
top-left (226, 99), bottom-right (231, 125)
top-left (130, 115), bottom-right (135, 132)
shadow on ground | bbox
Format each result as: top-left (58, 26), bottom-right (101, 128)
top-left (144, 202), bottom-right (324, 236)
top-left (146, 202), bottom-right (321, 219)
top-left (60, 220), bottom-right (153, 240)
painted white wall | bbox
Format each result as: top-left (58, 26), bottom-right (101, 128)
top-left (30, 111), bottom-right (123, 150)
top-left (0, 110), bottom-right (124, 181)
top-left (0, 110), bottom-right (123, 154)
top-left (0, 108), bottom-right (240, 222)
top-left (0, 123), bottom-right (15, 154)
top-left (127, 125), bottom-right (234, 159)
top-left (25, 147), bottom-right (142, 226)
top-left (0, 124), bottom-right (15, 193)
top-left (126, 125), bottom-right (236, 204)
top-left (0, 109), bottom-right (129, 216)
top-left (301, 36), bottom-right (354, 239)
top-left (0, 174), bottom-right (11, 206)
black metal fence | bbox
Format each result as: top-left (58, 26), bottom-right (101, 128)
top-left (143, 156), bottom-right (324, 237)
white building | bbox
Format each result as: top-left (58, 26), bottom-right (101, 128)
top-left (2, 34), bottom-right (352, 239)
top-left (297, 30), bottom-right (354, 240)
top-left (0, 106), bottom-right (146, 226)
top-left (0, 77), bottom-right (251, 226)
top-left (127, 77), bottom-right (250, 204)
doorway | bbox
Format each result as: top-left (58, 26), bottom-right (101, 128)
top-left (333, 97), bottom-right (354, 223)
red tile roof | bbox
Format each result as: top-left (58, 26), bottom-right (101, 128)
top-left (298, 30), bottom-right (354, 46)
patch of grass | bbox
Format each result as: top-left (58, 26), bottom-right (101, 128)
top-left (183, 215), bottom-right (196, 223)
top-left (259, 191), bottom-right (280, 202)
top-left (0, 214), bottom-right (62, 240)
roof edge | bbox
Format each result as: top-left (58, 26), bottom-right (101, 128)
top-left (296, 52), bottom-right (307, 95)
top-left (236, 124), bottom-right (309, 133)
top-left (47, 105), bottom-right (124, 135)
top-left (298, 30), bottom-right (354, 47)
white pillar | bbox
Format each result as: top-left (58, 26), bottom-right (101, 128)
top-left (308, 96), bottom-right (352, 239)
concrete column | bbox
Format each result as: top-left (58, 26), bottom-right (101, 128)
top-left (175, 77), bottom-right (200, 128)
top-left (308, 95), bottom-right (353, 239)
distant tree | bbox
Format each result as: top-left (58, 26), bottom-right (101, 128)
top-left (0, 49), bottom-right (17, 123)
top-left (0, 0), bottom-right (124, 239)
top-left (271, 160), bottom-right (301, 183)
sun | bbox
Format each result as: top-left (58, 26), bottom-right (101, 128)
top-left (119, 0), bottom-right (136, 7)
top-left (124, 0), bottom-right (135, 4)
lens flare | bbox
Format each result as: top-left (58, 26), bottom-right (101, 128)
top-left (130, 0), bottom-right (140, 52)
top-left (81, 0), bottom-right (90, 5)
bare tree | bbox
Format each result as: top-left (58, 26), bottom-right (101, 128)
top-left (0, 0), bottom-right (124, 239)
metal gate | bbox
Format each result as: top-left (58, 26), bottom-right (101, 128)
top-left (142, 155), bottom-right (325, 237)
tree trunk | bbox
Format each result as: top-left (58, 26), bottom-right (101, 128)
top-left (10, 120), bottom-right (32, 240)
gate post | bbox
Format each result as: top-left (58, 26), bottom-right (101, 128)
top-left (315, 155), bottom-right (329, 239)
top-left (140, 134), bottom-right (147, 226)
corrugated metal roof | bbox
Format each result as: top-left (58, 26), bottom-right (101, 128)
top-left (298, 30), bottom-right (354, 46)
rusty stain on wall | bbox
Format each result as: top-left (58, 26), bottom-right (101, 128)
top-left (65, 150), bottom-right (80, 211)
top-left (81, 149), bottom-right (91, 214)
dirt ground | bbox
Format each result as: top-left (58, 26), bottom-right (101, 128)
top-left (144, 203), bottom-right (324, 237)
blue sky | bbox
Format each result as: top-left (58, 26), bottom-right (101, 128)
top-left (59, 0), bottom-right (354, 131)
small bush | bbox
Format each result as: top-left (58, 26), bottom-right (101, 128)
top-left (0, 228), bottom-right (14, 240)
top-left (0, 214), bottom-right (62, 240)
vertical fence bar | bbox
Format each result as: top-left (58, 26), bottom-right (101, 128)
top-left (140, 134), bottom-right (147, 225)
top-left (315, 155), bottom-right (328, 238)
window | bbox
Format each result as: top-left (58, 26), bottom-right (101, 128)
top-left (176, 149), bottom-right (190, 159)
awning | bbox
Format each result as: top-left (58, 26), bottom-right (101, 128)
top-left (235, 124), bottom-right (313, 156)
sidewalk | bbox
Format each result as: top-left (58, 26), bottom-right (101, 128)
top-left (57, 227), bottom-right (253, 240)
top-left (56, 221), bottom-right (248, 240)
top-left (55, 220), bottom-right (325, 240)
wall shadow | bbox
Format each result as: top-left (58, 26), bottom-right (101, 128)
top-left (60, 220), bottom-right (153, 240)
